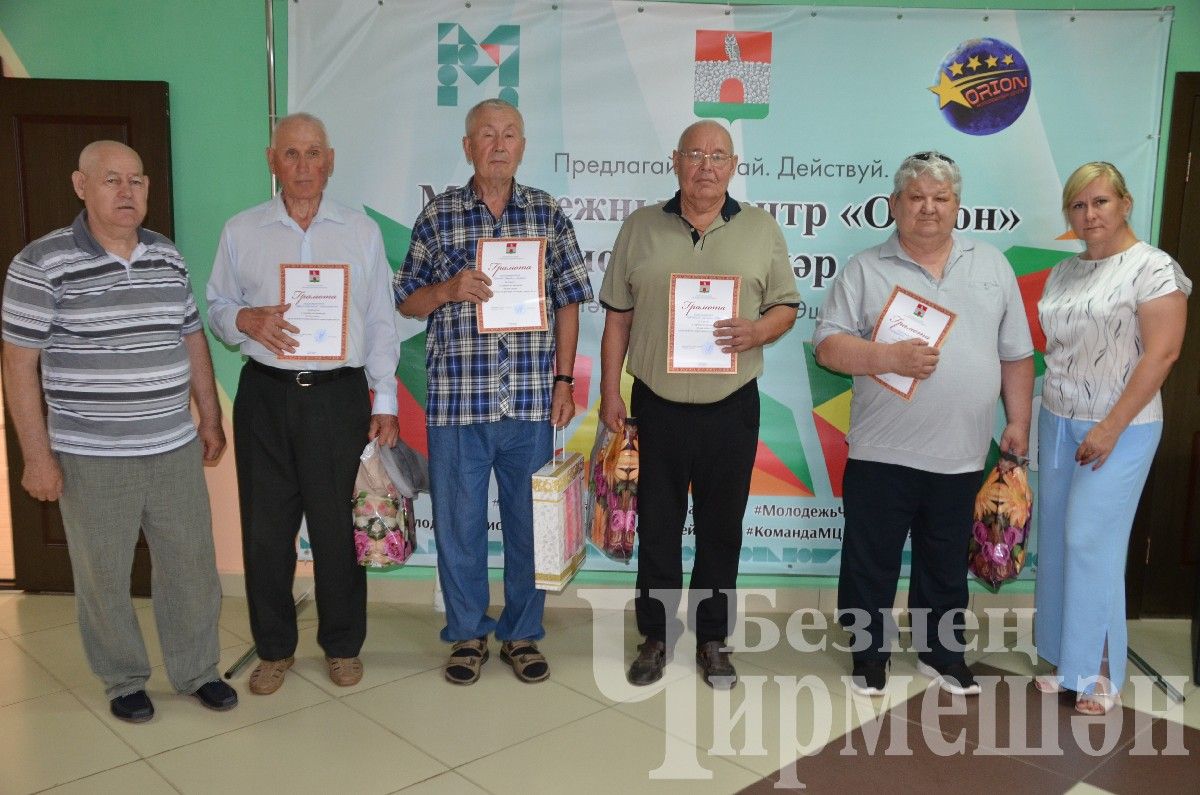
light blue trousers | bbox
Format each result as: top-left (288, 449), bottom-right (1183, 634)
top-left (58, 437), bottom-right (222, 699)
top-left (1034, 408), bottom-right (1161, 693)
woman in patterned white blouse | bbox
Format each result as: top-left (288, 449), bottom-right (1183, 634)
top-left (1033, 162), bottom-right (1190, 714)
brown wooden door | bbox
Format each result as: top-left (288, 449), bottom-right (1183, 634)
top-left (1127, 73), bottom-right (1200, 618)
top-left (0, 76), bottom-right (173, 594)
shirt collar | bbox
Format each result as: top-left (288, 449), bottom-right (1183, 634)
top-left (261, 192), bottom-right (345, 228)
top-left (72, 210), bottom-right (155, 257)
top-left (457, 179), bottom-right (530, 213)
top-left (662, 190), bottom-right (742, 222)
top-left (882, 230), bottom-right (972, 268)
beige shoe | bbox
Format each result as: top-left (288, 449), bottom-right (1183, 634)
top-left (500, 640), bottom-right (550, 683)
top-left (445, 637), bottom-right (489, 685)
top-left (326, 656), bottom-right (364, 687)
top-left (248, 657), bottom-right (294, 695)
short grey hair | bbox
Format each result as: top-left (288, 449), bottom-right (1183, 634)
top-left (464, 99), bottom-right (524, 137)
top-left (271, 112), bottom-right (330, 148)
top-left (892, 151), bottom-right (961, 197)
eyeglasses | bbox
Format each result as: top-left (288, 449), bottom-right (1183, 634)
top-left (910, 151), bottom-right (955, 164)
top-left (678, 149), bottom-right (735, 167)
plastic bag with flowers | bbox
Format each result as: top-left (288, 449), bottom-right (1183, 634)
top-left (968, 453), bottom-right (1033, 591)
top-left (585, 418), bottom-right (639, 562)
top-left (352, 440), bottom-right (416, 568)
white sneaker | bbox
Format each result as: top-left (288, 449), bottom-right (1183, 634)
top-left (916, 659), bottom-right (981, 696)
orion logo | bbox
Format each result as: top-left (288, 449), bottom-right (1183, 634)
top-left (929, 37), bottom-right (1032, 136)
top-left (693, 30), bottom-right (772, 122)
top-left (437, 23), bottom-right (520, 107)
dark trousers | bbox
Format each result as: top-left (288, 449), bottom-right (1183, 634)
top-left (632, 379), bottom-right (759, 646)
top-left (234, 363), bottom-right (371, 660)
top-left (837, 458), bottom-right (982, 665)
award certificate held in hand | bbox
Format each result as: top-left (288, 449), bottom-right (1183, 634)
top-left (668, 273), bottom-right (740, 373)
top-left (278, 264), bottom-right (349, 360)
top-left (475, 237), bottom-right (548, 333)
top-left (870, 285), bottom-right (956, 399)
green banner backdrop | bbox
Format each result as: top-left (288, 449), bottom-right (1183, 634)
top-left (289, 1), bottom-right (1171, 576)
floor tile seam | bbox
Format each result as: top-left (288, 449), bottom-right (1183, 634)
top-left (128, 698), bottom-right (341, 760)
top-left (215, 626), bottom-right (254, 645)
top-left (963, 711), bottom-right (1148, 780)
top-left (1070, 717), bottom-right (1169, 785)
top-left (34, 759), bottom-right (183, 795)
top-left (139, 754), bottom-right (186, 794)
top-left (24, 758), bottom-right (157, 795)
top-left (6, 619), bottom-right (82, 643)
top-left (607, 681), bottom-right (885, 761)
top-left (542, 674), bottom-right (623, 708)
top-left (0, 615), bottom-right (80, 639)
top-left (442, 704), bottom-right (622, 773)
top-left (0, 685), bottom-right (72, 710)
top-left (885, 677), bottom-right (1145, 763)
top-left (389, 769), bottom-right (499, 795)
top-left (0, 636), bottom-right (71, 689)
top-left (544, 646), bottom-right (686, 705)
top-left (334, 685), bottom-right (504, 772)
top-left (307, 696), bottom-right (456, 778)
top-left (54, 687), bottom-right (148, 763)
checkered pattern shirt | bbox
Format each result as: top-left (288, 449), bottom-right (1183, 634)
top-left (394, 181), bottom-right (593, 426)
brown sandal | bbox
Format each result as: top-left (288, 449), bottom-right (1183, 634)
top-left (445, 637), bottom-right (489, 685)
top-left (248, 656), bottom-right (294, 695)
top-left (326, 656), bottom-right (363, 687)
top-left (500, 640), bottom-right (549, 683)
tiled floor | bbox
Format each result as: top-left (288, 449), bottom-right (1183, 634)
top-left (0, 590), bottom-right (1197, 794)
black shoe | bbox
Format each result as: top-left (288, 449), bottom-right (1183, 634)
top-left (696, 641), bottom-right (737, 689)
top-left (110, 690), bottom-right (154, 723)
top-left (917, 659), bottom-right (981, 696)
top-left (192, 680), bottom-right (239, 711)
top-left (849, 660), bottom-right (888, 696)
top-left (627, 639), bottom-right (666, 686)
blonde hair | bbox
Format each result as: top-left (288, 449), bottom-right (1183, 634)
top-left (1061, 161), bottom-right (1132, 215)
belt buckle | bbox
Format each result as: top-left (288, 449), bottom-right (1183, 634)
top-left (295, 370), bottom-right (316, 387)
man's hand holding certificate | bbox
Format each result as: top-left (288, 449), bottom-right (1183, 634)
top-left (475, 237), bottom-right (548, 333)
top-left (279, 264), bottom-right (349, 360)
top-left (668, 274), bottom-right (740, 373)
top-left (870, 286), bottom-right (955, 399)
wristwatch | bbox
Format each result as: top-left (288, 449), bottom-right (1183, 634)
top-left (553, 374), bottom-right (575, 387)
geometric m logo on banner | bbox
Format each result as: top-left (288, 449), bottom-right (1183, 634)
top-left (437, 23), bottom-right (520, 107)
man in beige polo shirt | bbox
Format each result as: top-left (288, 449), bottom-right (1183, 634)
top-left (598, 120), bottom-right (800, 689)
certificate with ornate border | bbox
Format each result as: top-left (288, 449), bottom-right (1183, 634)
top-left (278, 264), bottom-right (349, 361)
top-left (475, 237), bottom-right (548, 333)
top-left (869, 285), bottom-right (956, 400)
top-left (667, 273), bottom-right (740, 373)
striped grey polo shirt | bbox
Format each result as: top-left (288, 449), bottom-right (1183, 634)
top-left (2, 211), bottom-right (201, 456)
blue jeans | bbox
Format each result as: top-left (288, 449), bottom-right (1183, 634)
top-left (428, 419), bottom-right (552, 643)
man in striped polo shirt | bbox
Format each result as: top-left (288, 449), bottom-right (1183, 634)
top-left (2, 140), bottom-right (236, 723)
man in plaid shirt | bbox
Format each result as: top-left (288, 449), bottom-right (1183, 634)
top-left (394, 99), bottom-right (593, 685)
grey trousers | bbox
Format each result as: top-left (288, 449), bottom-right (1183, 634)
top-left (58, 437), bottom-right (222, 699)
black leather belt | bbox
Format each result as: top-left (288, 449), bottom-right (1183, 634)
top-left (247, 359), bottom-right (363, 388)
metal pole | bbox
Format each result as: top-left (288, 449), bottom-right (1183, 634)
top-left (265, 0), bottom-right (278, 196)
top-left (1128, 646), bottom-right (1187, 703)
top-left (224, 589), bottom-right (311, 679)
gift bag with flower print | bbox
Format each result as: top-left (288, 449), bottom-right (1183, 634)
top-left (352, 440), bottom-right (416, 568)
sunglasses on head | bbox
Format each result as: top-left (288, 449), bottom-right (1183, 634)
top-left (910, 151), bottom-right (955, 164)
